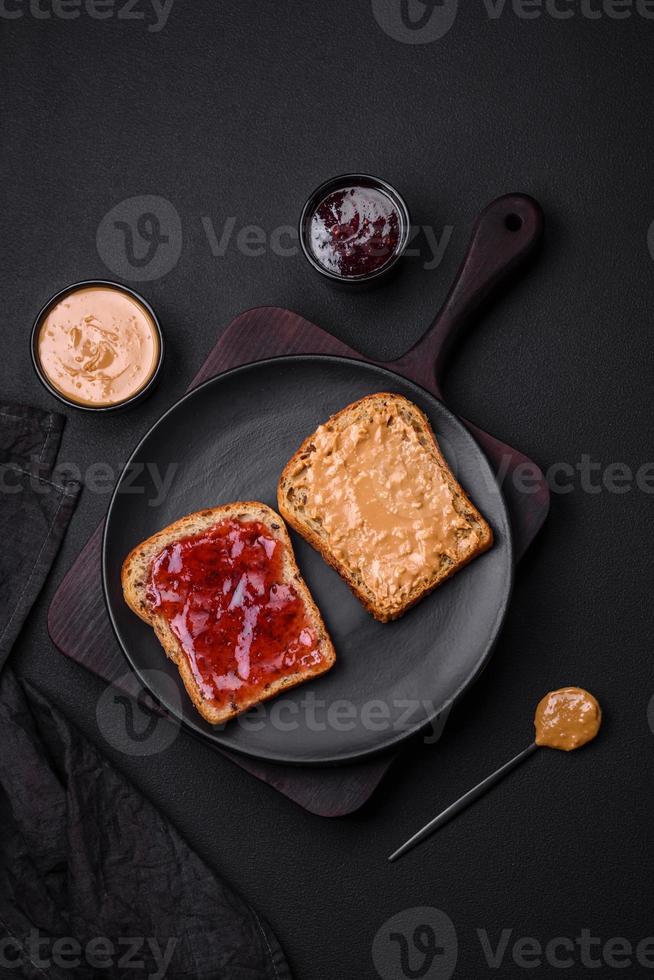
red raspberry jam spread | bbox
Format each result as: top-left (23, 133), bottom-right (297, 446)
top-left (146, 519), bottom-right (322, 711)
top-left (309, 184), bottom-right (402, 278)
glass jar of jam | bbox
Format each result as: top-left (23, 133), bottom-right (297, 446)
top-left (299, 174), bottom-right (411, 283)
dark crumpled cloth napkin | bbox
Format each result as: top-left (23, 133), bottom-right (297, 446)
top-left (0, 404), bottom-right (291, 980)
top-left (0, 404), bottom-right (79, 662)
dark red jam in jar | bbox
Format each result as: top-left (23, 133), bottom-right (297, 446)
top-left (146, 519), bottom-right (324, 712)
top-left (308, 183), bottom-right (403, 279)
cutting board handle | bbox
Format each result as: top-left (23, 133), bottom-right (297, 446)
top-left (390, 193), bottom-right (544, 395)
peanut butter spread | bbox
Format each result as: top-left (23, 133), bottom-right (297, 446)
top-left (37, 285), bottom-right (159, 407)
top-left (534, 687), bottom-right (602, 751)
top-left (294, 403), bottom-right (478, 601)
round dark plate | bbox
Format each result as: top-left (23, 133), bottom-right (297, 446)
top-left (103, 356), bottom-right (513, 766)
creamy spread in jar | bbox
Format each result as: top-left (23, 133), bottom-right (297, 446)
top-left (534, 687), bottom-right (602, 751)
top-left (36, 285), bottom-right (160, 408)
top-left (292, 400), bottom-right (478, 601)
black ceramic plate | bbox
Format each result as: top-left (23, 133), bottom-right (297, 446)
top-left (103, 356), bottom-right (513, 766)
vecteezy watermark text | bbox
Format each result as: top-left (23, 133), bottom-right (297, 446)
top-left (202, 215), bottom-right (454, 271)
top-left (213, 693), bottom-right (449, 744)
top-left (0, 930), bottom-right (176, 978)
top-left (492, 453), bottom-right (654, 497)
top-left (0, 459), bottom-right (178, 507)
top-left (96, 678), bottom-right (450, 757)
top-left (478, 928), bottom-right (654, 970)
top-left (0, 0), bottom-right (174, 31)
top-left (477, 0), bottom-right (654, 20)
top-left (3, 453), bottom-right (654, 504)
top-left (372, 0), bottom-right (654, 45)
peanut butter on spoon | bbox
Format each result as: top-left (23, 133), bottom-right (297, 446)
top-left (535, 686), bottom-right (602, 751)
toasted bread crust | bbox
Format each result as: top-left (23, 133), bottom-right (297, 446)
top-left (277, 394), bottom-right (493, 622)
top-left (121, 502), bottom-right (335, 725)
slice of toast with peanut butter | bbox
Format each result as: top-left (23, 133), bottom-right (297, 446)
top-left (277, 393), bottom-right (493, 622)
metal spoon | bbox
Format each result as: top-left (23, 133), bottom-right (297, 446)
top-left (389, 742), bottom-right (538, 862)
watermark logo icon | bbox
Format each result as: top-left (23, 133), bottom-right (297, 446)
top-left (96, 669), bottom-right (181, 756)
top-left (372, 0), bottom-right (459, 43)
top-left (96, 195), bottom-right (182, 281)
top-left (372, 907), bottom-right (458, 980)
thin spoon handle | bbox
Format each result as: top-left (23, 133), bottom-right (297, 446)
top-left (388, 742), bottom-right (539, 863)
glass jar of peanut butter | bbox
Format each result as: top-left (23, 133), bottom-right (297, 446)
top-left (31, 281), bottom-right (163, 412)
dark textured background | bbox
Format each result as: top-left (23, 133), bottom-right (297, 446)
top-left (3, 3), bottom-right (654, 977)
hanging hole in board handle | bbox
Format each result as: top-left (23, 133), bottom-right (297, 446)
top-left (505, 213), bottom-right (524, 232)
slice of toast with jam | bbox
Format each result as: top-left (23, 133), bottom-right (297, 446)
top-left (122, 502), bottom-right (335, 724)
